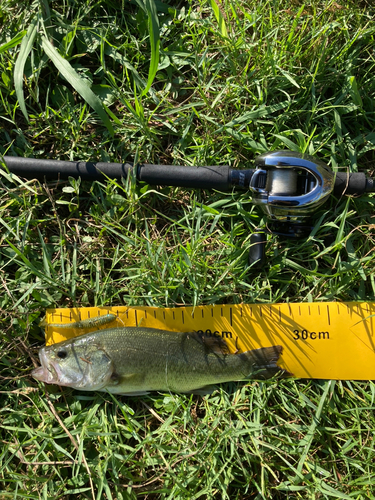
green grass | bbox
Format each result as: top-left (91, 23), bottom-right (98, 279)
top-left (1, 0), bottom-right (375, 497)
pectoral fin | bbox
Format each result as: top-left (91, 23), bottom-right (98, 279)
top-left (110, 372), bottom-right (145, 383)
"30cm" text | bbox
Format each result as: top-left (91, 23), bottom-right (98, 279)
top-left (293, 329), bottom-right (330, 340)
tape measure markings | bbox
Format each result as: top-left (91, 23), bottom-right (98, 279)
top-left (44, 302), bottom-right (375, 380)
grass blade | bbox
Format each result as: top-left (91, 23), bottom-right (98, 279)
top-left (0, 31), bottom-right (26, 54)
top-left (133, 0), bottom-right (160, 96)
top-left (13, 17), bottom-right (38, 122)
top-left (348, 75), bottom-right (363, 108)
top-left (5, 240), bottom-right (69, 294)
top-left (210, 0), bottom-right (229, 39)
top-left (145, 0), bottom-right (160, 96)
top-left (295, 381), bottom-right (332, 478)
top-left (41, 37), bottom-right (114, 136)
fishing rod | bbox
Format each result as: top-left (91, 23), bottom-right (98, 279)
top-left (2, 151), bottom-right (375, 265)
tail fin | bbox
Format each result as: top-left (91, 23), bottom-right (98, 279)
top-left (239, 345), bottom-right (291, 379)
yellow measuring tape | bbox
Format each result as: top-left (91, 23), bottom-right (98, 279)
top-left (45, 301), bottom-right (375, 380)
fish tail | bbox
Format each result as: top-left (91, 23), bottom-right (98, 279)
top-left (239, 345), bottom-right (291, 379)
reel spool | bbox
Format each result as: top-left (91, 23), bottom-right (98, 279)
top-left (265, 169), bottom-right (298, 196)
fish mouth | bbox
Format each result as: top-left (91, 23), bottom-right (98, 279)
top-left (31, 349), bottom-right (61, 384)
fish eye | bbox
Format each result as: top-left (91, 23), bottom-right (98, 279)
top-left (57, 350), bottom-right (68, 359)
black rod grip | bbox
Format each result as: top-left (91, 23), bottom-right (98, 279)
top-left (334, 172), bottom-right (374, 195)
top-left (138, 163), bottom-right (231, 189)
top-left (248, 232), bottom-right (266, 267)
top-left (2, 156), bottom-right (232, 188)
top-left (2, 156), bottom-right (134, 181)
top-left (2, 156), bottom-right (254, 190)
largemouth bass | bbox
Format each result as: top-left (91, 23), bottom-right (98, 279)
top-left (32, 327), bottom-right (287, 395)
